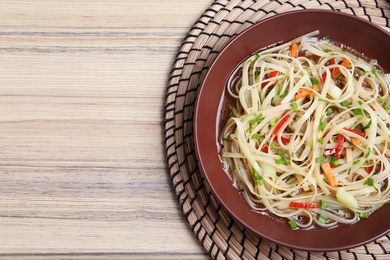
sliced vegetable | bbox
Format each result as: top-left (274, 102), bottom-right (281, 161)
top-left (273, 114), bottom-right (290, 135)
top-left (290, 42), bottom-right (298, 58)
top-left (330, 157), bottom-right (339, 166)
top-left (326, 108), bottom-right (334, 115)
top-left (294, 85), bottom-right (319, 100)
top-left (251, 167), bottom-right (264, 186)
top-left (319, 121), bottom-right (327, 132)
top-left (364, 177), bottom-right (374, 186)
top-left (335, 135), bottom-right (345, 159)
top-left (327, 82), bottom-right (342, 100)
top-left (251, 134), bottom-right (262, 140)
top-left (328, 58), bottom-right (336, 72)
top-left (362, 120), bottom-right (372, 130)
top-left (344, 128), bottom-right (366, 137)
top-left (320, 162), bottom-right (337, 187)
top-left (321, 72), bottom-right (327, 84)
top-left (288, 219), bottom-right (297, 229)
top-left (359, 212), bottom-right (369, 218)
top-left (289, 201), bottom-right (320, 209)
top-left (351, 137), bottom-right (360, 146)
top-left (336, 187), bottom-right (359, 209)
top-left (316, 156), bottom-right (326, 163)
top-left (262, 70), bottom-right (278, 88)
top-left (260, 145), bottom-right (269, 153)
top-left (290, 102), bottom-right (298, 109)
top-left (332, 58), bottom-right (351, 79)
top-left (281, 136), bottom-right (291, 144)
top-left (260, 162), bottom-right (276, 178)
top-left (364, 148), bottom-right (371, 158)
top-left (319, 200), bottom-right (328, 209)
top-left (318, 214), bottom-right (327, 224)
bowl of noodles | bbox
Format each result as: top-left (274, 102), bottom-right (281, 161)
top-left (194, 10), bottom-right (390, 251)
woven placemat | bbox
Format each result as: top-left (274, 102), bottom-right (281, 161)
top-left (164, 0), bottom-right (390, 259)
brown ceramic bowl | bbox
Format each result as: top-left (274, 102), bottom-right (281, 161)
top-left (194, 10), bottom-right (390, 252)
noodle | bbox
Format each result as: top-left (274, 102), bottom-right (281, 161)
top-left (220, 31), bottom-right (390, 229)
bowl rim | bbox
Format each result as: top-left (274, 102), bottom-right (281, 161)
top-left (194, 9), bottom-right (390, 252)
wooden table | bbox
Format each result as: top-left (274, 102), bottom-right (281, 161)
top-left (0, 1), bottom-right (213, 259)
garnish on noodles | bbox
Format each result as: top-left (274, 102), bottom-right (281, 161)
top-left (220, 31), bottom-right (390, 229)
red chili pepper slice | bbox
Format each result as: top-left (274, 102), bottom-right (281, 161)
top-left (335, 134), bottom-right (345, 159)
top-left (329, 58), bottom-right (336, 73)
top-left (261, 145), bottom-right (269, 153)
top-left (279, 136), bottom-right (291, 144)
top-left (273, 135), bottom-right (291, 144)
top-left (273, 114), bottom-right (290, 135)
top-left (365, 164), bottom-right (381, 173)
top-left (289, 201), bottom-right (320, 209)
top-left (344, 128), bottom-right (366, 137)
top-left (262, 70), bottom-right (278, 88)
top-left (321, 72), bottom-right (327, 84)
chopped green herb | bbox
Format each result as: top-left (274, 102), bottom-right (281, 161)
top-left (352, 108), bottom-right (364, 116)
top-left (222, 137), bottom-right (232, 142)
top-left (359, 212), bottom-right (369, 218)
top-left (277, 150), bottom-right (285, 156)
top-left (364, 148), bottom-right (371, 158)
top-left (322, 35), bottom-right (330, 40)
top-left (251, 166), bottom-right (256, 174)
top-left (290, 102), bottom-right (298, 109)
top-left (377, 97), bottom-right (383, 103)
top-left (270, 142), bottom-right (275, 150)
top-left (326, 108), bottom-right (334, 115)
top-left (341, 101), bottom-right (349, 107)
top-left (279, 92), bottom-right (288, 99)
top-left (276, 156), bottom-right (288, 165)
top-left (384, 103), bottom-right (390, 110)
top-left (325, 48), bottom-right (332, 53)
top-left (249, 113), bottom-right (263, 124)
top-left (311, 78), bottom-right (319, 85)
top-left (364, 177), bottom-right (374, 186)
top-left (255, 52), bottom-right (260, 59)
top-left (316, 156), bottom-right (326, 163)
top-left (358, 100), bottom-right (363, 105)
top-left (251, 134), bottom-right (262, 140)
top-left (276, 83), bottom-right (281, 95)
top-left (254, 70), bottom-right (260, 79)
top-left (319, 98), bottom-right (331, 103)
top-left (331, 157), bottom-right (339, 166)
top-left (342, 48), bottom-right (349, 53)
top-left (353, 160), bottom-right (360, 165)
top-left (288, 219), bottom-right (297, 229)
top-left (319, 121), bottom-right (327, 132)
top-left (275, 159), bottom-right (283, 165)
top-left (372, 67), bottom-right (379, 75)
top-left (319, 200), bottom-right (328, 210)
top-left (251, 166), bottom-right (264, 185)
top-left (362, 120), bottom-right (372, 130)
top-left (318, 137), bottom-right (324, 143)
top-left (254, 174), bottom-right (264, 185)
top-left (318, 214), bottom-right (327, 224)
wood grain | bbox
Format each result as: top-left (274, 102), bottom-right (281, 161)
top-left (0, 1), bottom-right (213, 259)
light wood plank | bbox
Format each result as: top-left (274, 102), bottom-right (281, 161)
top-left (0, 0), bottom-right (213, 258)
